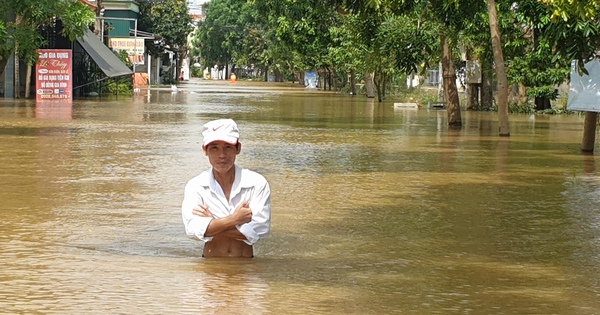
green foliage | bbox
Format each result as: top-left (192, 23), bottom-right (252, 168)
top-left (526, 85), bottom-right (559, 100)
top-left (106, 80), bottom-right (133, 96)
top-left (192, 0), bottom-right (245, 68)
top-left (539, 0), bottom-right (600, 72)
top-left (377, 14), bottom-right (438, 74)
top-left (497, 1), bottom-right (574, 105)
top-left (254, 0), bottom-right (338, 79)
top-left (11, 21), bottom-right (42, 63)
top-left (0, 0), bottom-right (94, 56)
top-left (0, 0), bottom-right (94, 74)
top-left (2, 2), bottom-right (93, 47)
top-left (112, 51), bottom-right (132, 94)
top-left (114, 50), bottom-right (133, 69)
top-left (328, 14), bottom-right (366, 73)
top-left (55, 1), bottom-right (95, 41)
top-left (190, 0), bottom-right (600, 110)
top-left (509, 101), bottom-right (536, 114)
top-left (540, 0), bottom-right (600, 21)
top-left (139, 0), bottom-right (193, 57)
top-left (190, 65), bottom-right (203, 77)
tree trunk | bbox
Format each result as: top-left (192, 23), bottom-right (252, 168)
top-left (382, 74), bottom-right (387, 98)
top-left (365, 72), bottom-right (375, 98)
top-left (14, 46), bottom-right (20, 99)
top-left (0, 58), bottom-right (8, 79)
top-left (465, 53), bottom-right (479, 110)
top-left (349, 71), bottom-right (356, 95)
top-left (487, 0), bottom-right (510, 136)
top-left (25, 64), bottom-right (32, 98)
top-left (373, 72), bottom-right (385, 102)
top-left (466, 83), bottom-right (479, 110)
top-left (581, 112), bottom-right (598, 153)
top-left (518, 82), bottom-right (528, 107)
top-left (13, 15), bottom-right (22, 98)
top-left (481, 66), bottom-right (494, 109)
top-left (319, 71), bottom-right (324, 90)
top-left (332, 68), bottom-right (338, 91)
top-left (441, 34), bottom-right (461, 128)
top-left (437, 63), bottom-right (444, 102)
top-left (94, 0), bottom-right (104, 38)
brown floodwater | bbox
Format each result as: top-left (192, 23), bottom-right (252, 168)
top-left (1, 80), bottom-right (599, 314)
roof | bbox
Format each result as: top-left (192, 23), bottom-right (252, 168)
top-left (76, 29), bottom-right (133, 78)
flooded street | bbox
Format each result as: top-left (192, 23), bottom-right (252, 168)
top-left (1, 80), bottom-right (599, 314)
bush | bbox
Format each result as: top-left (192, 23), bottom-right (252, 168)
top-left (106, 79), bottom-right (132, 96)
top-left (190, 66), bottom-right (203, 78)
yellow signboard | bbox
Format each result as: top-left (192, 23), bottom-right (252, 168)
top-left (109, 38), bottom-right (145, 65)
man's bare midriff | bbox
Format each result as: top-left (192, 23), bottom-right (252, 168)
top-left (203, 235), bottom-right (253, 258)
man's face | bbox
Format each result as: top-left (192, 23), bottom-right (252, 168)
top-left (203, 141), bottom-right (240, 174)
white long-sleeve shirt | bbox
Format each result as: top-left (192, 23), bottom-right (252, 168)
top-left (181, 165), bottom-right (271, 245)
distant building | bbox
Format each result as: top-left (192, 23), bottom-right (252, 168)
top-left (187, 0), bottom-right (206, 24)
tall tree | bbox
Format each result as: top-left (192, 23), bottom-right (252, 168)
top-left (231, 1), bottom-right (269, 78)
top-left (377, 13), bottom-right (438, 101)
top-left (139, 0), bottom-right (193, 79)
top-left (505, 1), bottom-right (570, 111)
top-left (330, 1), bottom-right (438, 101)
top-left (328, 13), bottom-right (367, 95)
top-left (192, 0), bottom-right (246, 79)
top-left (252, 0), bottom-right (338, 82)
top-left (540, 0), bottom-right (600, 152)
top-left (486, 0), bottom-right (510, 136)
top-left (428, 0), bottom-right (486, 127)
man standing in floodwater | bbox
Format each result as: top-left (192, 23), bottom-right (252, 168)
top-left (181, 119), bottom-right (272, 257)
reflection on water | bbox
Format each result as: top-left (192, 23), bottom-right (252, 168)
top-left (36, 102), bottom-right (73, 121)
top-left (1, 85), bottom-right (600, 314)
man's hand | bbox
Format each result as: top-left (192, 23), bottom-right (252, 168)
top-left (196, 201), bottom-right (252, 239)
top-left (192, 204), bottom-right (213, 217)
top-left (231, 200), bottom-right (252, 225)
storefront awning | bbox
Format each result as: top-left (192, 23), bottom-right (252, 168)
top-left (76, 29), bottom-right (133, 78)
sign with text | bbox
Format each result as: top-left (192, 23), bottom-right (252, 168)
top-left (109, 38), bottom-right (145, 65)
top-left (36, 49), bottom-right (73, 103)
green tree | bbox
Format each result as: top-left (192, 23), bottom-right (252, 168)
top-left (504, 1), bottom-right (571, 111)
top-left (458, 3), bottom-right (495, 110)
top-left (539, 0), bottom-right (600, 21)
top-left (370, 13), bottom-right (437, 101)
top-left (139, 0), bottom-right (193, 80)
top-left (0, 0), bottom-right (94, 96)
top-left (192, 0), bottom-right (245, 79)
top-left (329, 1), bottom-right (438, 101)
top-left (328, 13), bottom-right (367, 95)
top-left (252, 0), bottom-right (338, 83)
top-left (234, 2), bottom-right (271, 79)
top-left (540, 0), bottom-right (600, 153)
top-left (334, 0), bottom-right (483, 123)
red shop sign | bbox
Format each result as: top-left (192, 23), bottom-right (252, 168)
top-left (35, 49), bottom-right (73, 103)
